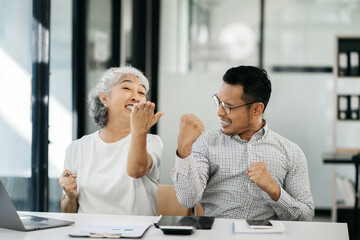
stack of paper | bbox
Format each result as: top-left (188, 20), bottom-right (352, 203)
top-left (233, 220), bottom-right (285, 234)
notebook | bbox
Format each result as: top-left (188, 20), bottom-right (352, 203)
top-left (0, 180), bottom-right (74, 231)
top-left (233, 219), bottom-right (286, 234)
top-left (69, 221), bottom-right (153, 238)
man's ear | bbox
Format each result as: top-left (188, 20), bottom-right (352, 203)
top-left (99, 93), bottom-right (108, 106)
top-left (252, 102), bottom-right (264, 117)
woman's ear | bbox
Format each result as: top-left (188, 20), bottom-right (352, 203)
top-left (99, 93), bottom-right (108, 107)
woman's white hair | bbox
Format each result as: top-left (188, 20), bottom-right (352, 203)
top-left (88, 66), bottom-right (150, 128)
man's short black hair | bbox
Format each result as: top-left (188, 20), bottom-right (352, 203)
top-left (223, 65), bottom-right (272, 112)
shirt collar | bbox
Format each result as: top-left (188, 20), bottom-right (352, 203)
top-left (230, 119), bottom-right (268, 143)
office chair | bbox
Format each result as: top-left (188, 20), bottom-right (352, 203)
top-left (157, 185), bottom-right (193, 216)
top-left (194, 203), bottom-right (204, 216)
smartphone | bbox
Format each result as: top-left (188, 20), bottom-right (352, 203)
top-left (159, 226), bottom-right (195, 235)
top-left (246, 219), bottom-right (273, 229)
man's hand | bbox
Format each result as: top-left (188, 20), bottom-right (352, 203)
top-left (246, 162), bottom-right (280, 201)
top-left (131, 101), bottom-right (164, 135)
top-left (59, 170), bottom-right (78, 200)
top-left (177, 114), bottom-right (205, 158)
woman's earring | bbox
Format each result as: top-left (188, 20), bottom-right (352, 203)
top-left (104, 104), bottom-right (108, 108)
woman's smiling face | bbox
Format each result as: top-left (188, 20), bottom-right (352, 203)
top-left (103, 73), bottom-right (147, 126)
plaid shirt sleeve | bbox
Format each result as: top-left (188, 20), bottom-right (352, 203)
top-left (170, 137), bottom-right (210, 208)
top-left (269, 146), bottom-right (315, 221)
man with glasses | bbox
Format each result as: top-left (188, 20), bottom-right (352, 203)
top-left (171, 65), bottom-right (314, 221)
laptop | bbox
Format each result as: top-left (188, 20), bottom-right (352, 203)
top-left (0, 180), bottom-right (74, 231)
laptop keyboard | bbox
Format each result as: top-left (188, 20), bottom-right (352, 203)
top-left (21, 216), bottom-right (49, 229)
top-left (23, 221), bottom-right (47, 227)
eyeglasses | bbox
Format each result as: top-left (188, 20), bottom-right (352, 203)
top-left (212, 94), bottom-right (257, 115)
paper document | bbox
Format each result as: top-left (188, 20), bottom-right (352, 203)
top-left (233, 220), bottom-right (285, 234)
top-left (69, 221), bottom-right (153, 239)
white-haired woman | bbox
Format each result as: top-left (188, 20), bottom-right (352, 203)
top-left (59, 66), bottom-right (164, 215)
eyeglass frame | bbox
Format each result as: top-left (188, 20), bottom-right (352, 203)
top-left (212, 94), bottom-right (258, 115)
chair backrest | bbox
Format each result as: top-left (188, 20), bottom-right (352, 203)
top-left (157, 185), bottom-right (192, 216)
top-left (194, 203), bottom-right (205, 216)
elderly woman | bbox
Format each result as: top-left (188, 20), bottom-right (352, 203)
top-left (59, 66), bottom-right (164, 215)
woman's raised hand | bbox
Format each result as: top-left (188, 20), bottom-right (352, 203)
top-left (130, 101), bottom-right (164, 134)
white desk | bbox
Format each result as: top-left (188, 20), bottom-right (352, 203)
top-left (0, 212), bottom-right (349, 240)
